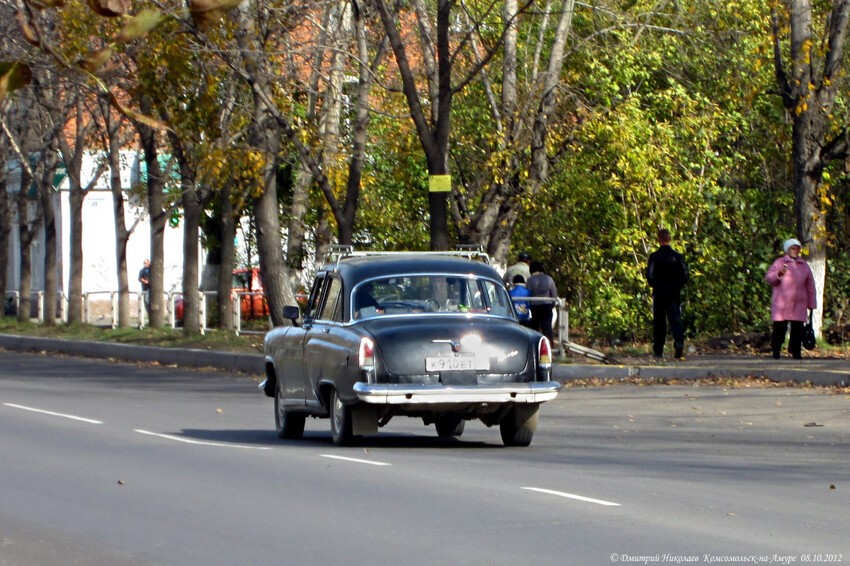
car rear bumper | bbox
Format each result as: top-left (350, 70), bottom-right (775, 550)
top-left (353, 381), bottom-right (561, 405)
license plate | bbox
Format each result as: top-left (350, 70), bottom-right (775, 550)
top-left (426, 355), bottom-right (489, 372)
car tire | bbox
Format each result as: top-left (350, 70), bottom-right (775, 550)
top-left (330, 388), bottom-right (355, 446)
top-left (435, 416), bottom-right (465, 438)
top-left (499, 405), bottom-right (539, 447)
top-left (275, 379), bottom-right (305, 439)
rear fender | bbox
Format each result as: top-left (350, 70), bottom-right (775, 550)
top-left (317, 383), bottom-right (334, 415)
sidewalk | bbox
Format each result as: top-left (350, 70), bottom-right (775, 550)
top-left (1, 333), bottom-right (848, 387)
top-left (553, 353), bottom-right (850, 387)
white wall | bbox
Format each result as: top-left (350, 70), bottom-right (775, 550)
top-left (6, 150), bottom-right (192, 298)
top-left (66, 188), bottom-right (186, 295)
top-left (60, 151), bottom-right (188, 296)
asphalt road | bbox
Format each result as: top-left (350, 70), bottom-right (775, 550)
top-left (1, 352), bottom-right (848, 566)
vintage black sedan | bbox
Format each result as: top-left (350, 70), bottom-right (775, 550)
top-left (260, 251), bottom-right (560, 446)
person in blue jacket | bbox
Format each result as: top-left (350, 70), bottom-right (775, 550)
top-left (509, 275), bottom-right (533, 328)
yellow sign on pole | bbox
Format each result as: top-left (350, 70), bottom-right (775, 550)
top-left (428, 175), bottom-right (452, 192)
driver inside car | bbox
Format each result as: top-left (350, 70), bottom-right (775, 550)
top-left (354, 282), bottom-right (383, 319)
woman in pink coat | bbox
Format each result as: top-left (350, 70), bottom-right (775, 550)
top-left (764, 238), bottom-right (817, 359)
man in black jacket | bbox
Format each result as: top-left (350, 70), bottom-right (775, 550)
top-left (138, 259), bottom-right (151, 316)
top-left (646, 229), bottom-right (689, 358)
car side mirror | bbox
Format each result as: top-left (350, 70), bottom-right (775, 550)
top-left (282, 305), bottom-right (301, 323)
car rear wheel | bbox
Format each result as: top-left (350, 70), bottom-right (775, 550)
top-left (330, 388), bottom-right (355, 446)
top-left (499, 405), bottom-right (539, 447)
top-left (275, 380), bottom-right (305, 439)
top-left (435, 415), bottom-right (465, 438)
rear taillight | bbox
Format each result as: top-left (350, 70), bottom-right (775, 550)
top-left (538, 337), bottom-right (552, 368)
top-left (359, 337), bottom-right (375, 371)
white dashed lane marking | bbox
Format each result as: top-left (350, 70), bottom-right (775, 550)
top-left (522, 486), bottom-right (621, 506)
top-left (4, 403), bottom-right (103, 424)
top-left (135, 429), bottom-right (271, 450)
top-left (320, 454), bottom-right (392, 466)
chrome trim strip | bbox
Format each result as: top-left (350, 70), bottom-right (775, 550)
top-left (353, 381), bottom-right (561, 404)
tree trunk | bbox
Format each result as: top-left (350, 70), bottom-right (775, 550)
top-left (372, 0), bottom-right (452, 250)
top-left (249, 104), bottom-right (294, 325)
top-left (168, 131), bottom-right (205, 336)
top-left (0, 151), bottom-right (9, 311)
top-left (138, 95), bottom-right (168, 327)
top-left (101, 96), bottom-right (134, 328)
top-left (287, 164), bottom-right (311, 268)
top-left (793, 121), bottom-right (828, 333)
top-left (66, 172), bottom-right (84, 323)
top-left (17, 240), bottom-right (32, 323)
top-left (234, 4), bottom-right (300, 325)
top-left (109, 158), bottom-right (132, 328)
top-left (16, 169), bottom-right (36, 323)
top-left (55, 91), bottom-right (99, 325)
top-left (772, 0), bottom-right (850, 335)
top-left (180, 175), bottom-right (202, 334)
top-left (38, 143), bottom-right (60, 325)
top-left (429, 0), bottom-right (452, 251)
top-left (217, 184), bottom-right (237, 331)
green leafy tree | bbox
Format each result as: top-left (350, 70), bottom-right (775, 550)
top-left (512, 0), bottom-right (790, 342)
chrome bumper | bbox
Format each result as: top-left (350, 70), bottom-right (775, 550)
top-left (353, 381), bottom-right (561, 405)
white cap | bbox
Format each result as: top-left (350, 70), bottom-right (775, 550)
top-left (783, 238), bottom-right (802, 253)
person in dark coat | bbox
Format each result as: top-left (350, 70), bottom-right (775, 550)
top-left (646, 229), bottom-right (689, 358)
top-left (526, 261), bottom-right (559, 343)
top-left (138, 259), bottom-right (151, 316)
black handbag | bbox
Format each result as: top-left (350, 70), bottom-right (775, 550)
top-left (803, 311), bottom-right (817, 350)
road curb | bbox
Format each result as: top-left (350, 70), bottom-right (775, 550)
top-left (1, 333), bottom-right (847, 386)
top-left (553, 360), bottom-right (850, 387)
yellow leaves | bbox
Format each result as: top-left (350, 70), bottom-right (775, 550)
top-left (15, 11), bottom-right (40, 46)
top-left (802, 38), bottom-right (814, 63)
top-left (188, 0), bottom-right (244, 30)
top-left (0, 62), bottom-right (33, 103)
top-left (87, 0), bottom-right (130, 18)
top-left (108, 91), bottom-right (172, 131)
top-left (73, 8), bottom-right (165, 77)
top-left (79, 46), bottom-right (114, 73)
top-left (197, 147), bottom-right (228, 186)
top-left (215, 149), bottom-right (266, 200)
top-left (818, 181), bottom-right (834, 208)
top-left (115, 9), bottom-right (163, 43)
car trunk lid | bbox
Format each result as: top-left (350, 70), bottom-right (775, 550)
top-left (361, 316), bottom-right (533, 376)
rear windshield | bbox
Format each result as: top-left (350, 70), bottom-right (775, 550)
top-left (352, 275), bottom-right (514, 320)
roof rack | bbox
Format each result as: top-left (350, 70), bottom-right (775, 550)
top-left (322, 244), bottom-right (491, 268)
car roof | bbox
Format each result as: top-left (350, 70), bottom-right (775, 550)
top-left (320, 253), bottom-right (501, 283)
